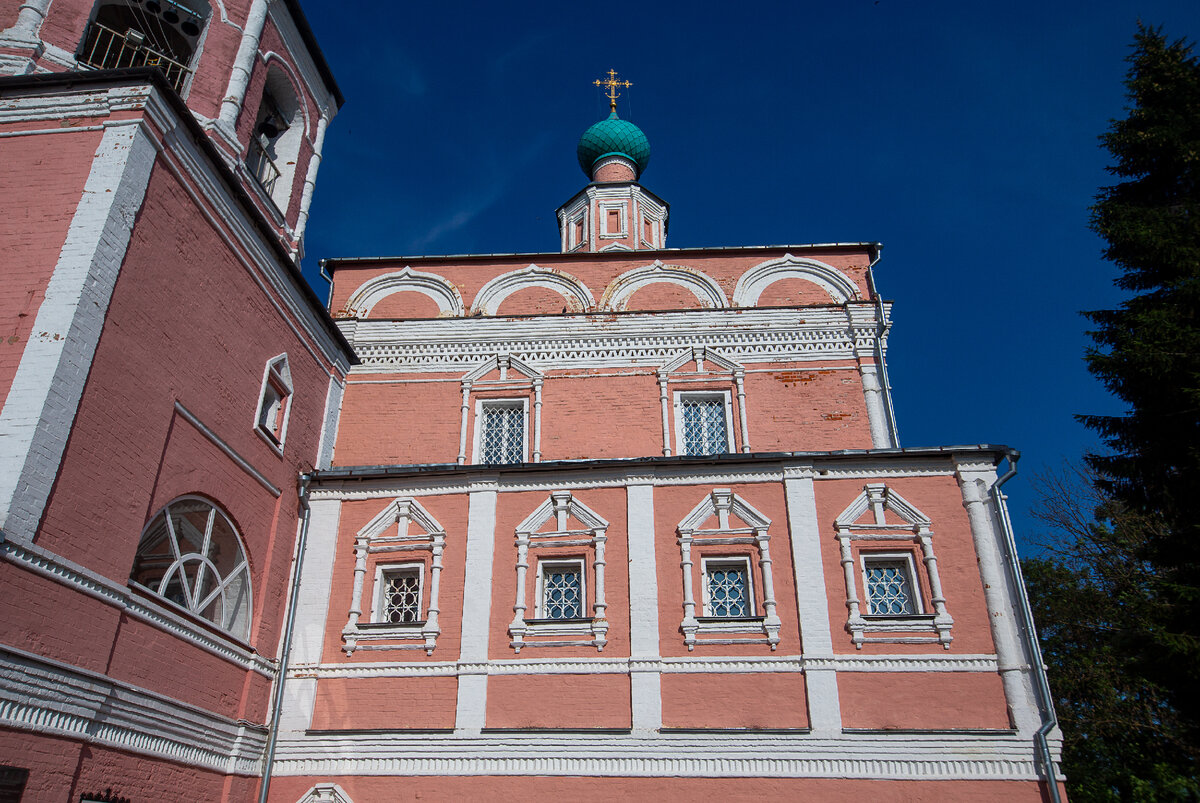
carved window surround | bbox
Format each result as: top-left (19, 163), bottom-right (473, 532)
top-left (834, 483), bottom-right (953, 649)
top-left (677, 489), bottom-right (781, 650)
top-left (509, 491), bottom-right (609, 653)
top-left (657, 346), bottom-right (750, 456)
top-left (457, 354), bottom-right (544, 465)
top-left (342, 498), bottom-right (446, 655)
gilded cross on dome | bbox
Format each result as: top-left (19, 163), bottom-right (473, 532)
top-left (593, 69), bottom-right (632, 113)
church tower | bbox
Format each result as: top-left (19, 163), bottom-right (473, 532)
top-left (0, 2), bottom-right (353, 800)
top-left (557, 71), bottom-right (668, 252)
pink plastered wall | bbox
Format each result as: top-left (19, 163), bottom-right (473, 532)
top-left (488, 487), bottom-right (630, 661)
top-left (839, 671), bottom-right (1012, 731)
top-left (813, 476), bottom-right (999, 656)
top-left (0, 127), bottom-right (103, 404)
top-left (661, 672), bottom-right (809, 729)
top-left (332, 362), bottom-right (874, 467)
top-left (321, 494), bottom-right (470, 664)
top-left (486, 674), bottom-right (632, 729)
top-left (267, 775), bottom-right (1055, 802)
top-left (744, 365), bottom-right (872, 450)
top-left (32, 157), bottom-right (334, 696)
top-left (652, 482), bottom-right (800, 658)
top-left (310, 677), bottom-right (458, 731)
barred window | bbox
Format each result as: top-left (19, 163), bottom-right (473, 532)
top-left (864, 558), bottom-right (919, 616)
top-left (703, 558), bottom-right (753, 618)
top-left (479, 400), bottom-right (525, 464)
top-left (377, 566), bottom-right (422, 624)
top-left (538, 560), bottom-right (584, 620)
top-left (679, 393), bottom-right (729, 456)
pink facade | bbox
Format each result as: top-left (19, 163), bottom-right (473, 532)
top-left (0, 4), bottom-right (1064, 801)
top-left (0, 0), bottom-right (349, 799)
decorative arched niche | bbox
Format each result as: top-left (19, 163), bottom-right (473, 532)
top-left (601, 260), bottom-right (728, 312)
top-left (342, 267), bottom-right (465, 319)
top-left (471, 265), bottom-right (595, 316)
top-left (732, 254), bottom-right (862, 307)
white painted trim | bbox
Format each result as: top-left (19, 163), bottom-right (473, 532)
top-left (314, 374), bottom-right (344, 470)
top-left (733, 254), bottom-right (862, 306)
top-left (344, 304), bottom-right (888, 373)
top-left (342, 498), bottom-right (445, 656)
top-left (372, 562), bottom-right (425, 622)
top-left (455, 483), bottom-right (498, 733)
top-left (0, 643), bottom-right (268, 776)
top-left (673, 389), bottom-right (735, 456)
top-left (270, 731), bottom-right (1046, 780)
top-left (293, 784), bottom-right (355, 803)
top-left (700, 555), bottom-right (755, 617)
top-left (625, 480), bottom-right (661, 732)
top-left (470, 264), bottom-right (596, 316)
top-left (860, 551), bottom-right (924, 616)
top-left (533, 557), bottom-right (586, 619)
top-left (472, 397), bottom-right (529, 465)
top-left (344, 266), bottom-right (465, 318)
top-left (601, 260), bottom-right (728, 311)
top-left (0, 123), bottom-right (156, 542)
top-left (287, 653), bottom-right (1001, 679)
top-left (835, 484), bottom-right (953, 649)
top-left (956, 464), bottom-right (1042, 734)
top-left (254, 353), bottom-right (293, 452)
top-left (597, 200), bottom-right (628, 239)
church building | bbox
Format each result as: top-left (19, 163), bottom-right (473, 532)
top-left (0, 2), bottom-right (1063, 800)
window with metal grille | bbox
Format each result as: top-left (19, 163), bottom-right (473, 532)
top-left (704, 559), bottom-right (752, 618)
top-left (680, 394), bottom-right (729, 456)
top-left (539, 561), bottom-right (584, 619)
top-left (479, 401), bottom-right (525, 464)
top-left (864, 558), bottom-right (919, 616)
top-left (378, 567), bottom-right (422, 624)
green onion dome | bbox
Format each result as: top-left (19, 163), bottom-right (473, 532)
top-left (576, 111), bottom-right (651, 178)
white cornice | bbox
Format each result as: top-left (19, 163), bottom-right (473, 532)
top-left (289, 653), bottom-right (998, 679)
top-left (346, 306), bottom-right (889, 373)
top-left (270, 732), bottom-right (1046, 780)
top-left (0, 644), bottom-right (268, 775)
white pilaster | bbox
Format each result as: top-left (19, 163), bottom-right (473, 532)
top-left (218, 0), bottom-right (269, 132)
top-left (626, 479), bottom-right (662, 733)
top-left (0, 123), bottom-right (156, 543)
top-left (455, 480), bottom-right (498, 734)
top-left (275, 497), bottom-right (343, 733)
top-left (860, 364), bottom-right (894, 449)
top-left (783, 466), bottom-right (843, 736)
top-left (314, 375), bottom-right (344, 470)
top-left (956, 461), bottom-right (1040, 733)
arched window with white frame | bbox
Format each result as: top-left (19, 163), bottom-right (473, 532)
top-left (129, 496), bottom-right (253, 641)
top-left (246, 65), bottom-right (304, 211)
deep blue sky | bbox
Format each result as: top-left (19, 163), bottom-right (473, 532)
top-left (298, 1), bottom-right (1198, 550)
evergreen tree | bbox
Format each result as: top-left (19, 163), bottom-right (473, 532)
top-left (1082, 24), bottom-right (1200, 729)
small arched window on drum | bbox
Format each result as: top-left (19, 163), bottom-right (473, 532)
top-left (129, 497), bottom-right (253, 640)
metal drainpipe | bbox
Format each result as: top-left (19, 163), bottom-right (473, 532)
top-left (864, 244), bottom-right (900, 447)
top-left (258, 471), bottom-right (315, 803)
top-left (990, 451), bottom-right (1062, 802)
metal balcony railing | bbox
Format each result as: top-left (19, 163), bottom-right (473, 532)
top-left (246, 137), bottom-right (282, 196)
top-left (77, 22), bottom-right (193, 93)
